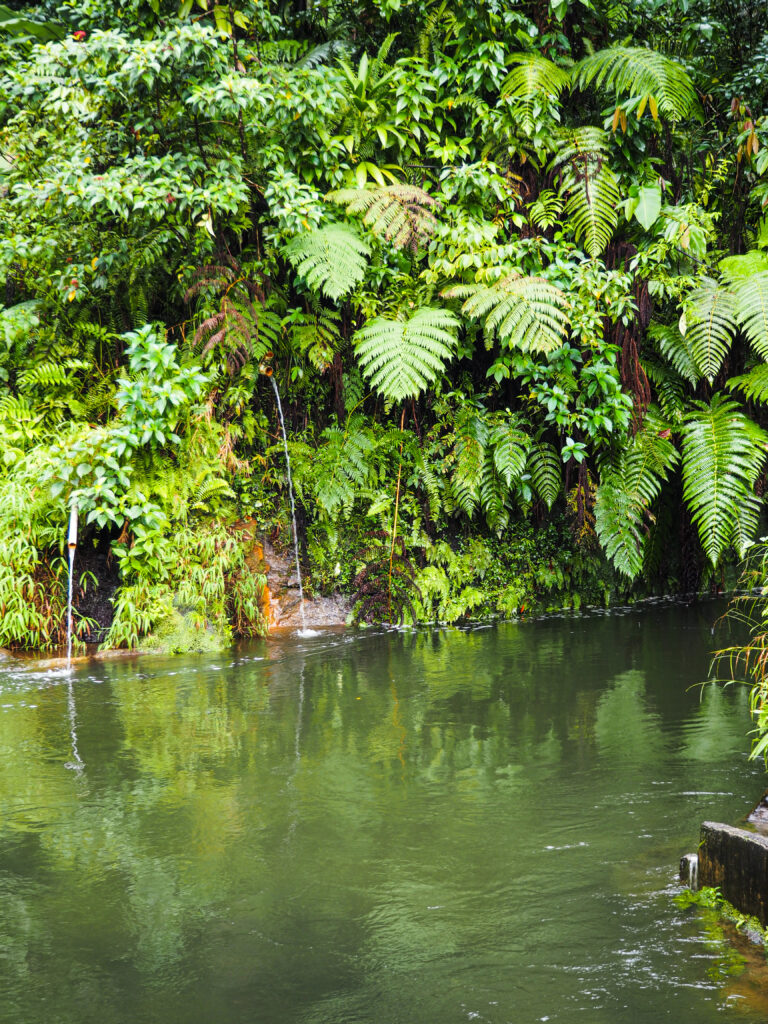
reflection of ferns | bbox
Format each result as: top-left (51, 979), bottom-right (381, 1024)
top-left (352, 531), bottom-right (419, 625)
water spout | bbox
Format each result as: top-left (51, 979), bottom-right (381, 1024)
top-left (680, 852), bottom-right (698, 890)
top-left (66, 504), bottom-right (78, 671)
top-left (270, 376), bottom-right (307, 634)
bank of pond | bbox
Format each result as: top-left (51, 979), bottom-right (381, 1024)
top-left (1, 602), bottom-right (767, 1023)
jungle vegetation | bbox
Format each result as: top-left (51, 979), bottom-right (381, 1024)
top-left (2, 0), bottom-right (768, 649)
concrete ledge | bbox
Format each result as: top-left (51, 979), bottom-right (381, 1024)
top-left (699, 821), bottom-right (768, 925)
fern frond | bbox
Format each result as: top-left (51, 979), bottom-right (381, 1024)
top-left (728, 364), bottom-right (768, 404)
top-left (681, 394), bottom-right (768, 565)
top-left (447, 274), bottom-right (570, 354)
top-left (326, 185), bottom-right (440, 251)
top-left (353, 306), bottom-right (458, 402)
top-left (489, 421), bottom-right (529, 487)
top-left (501, 53), bottom-right (570, 135)
top-left (648, 323), bottom-right (700, 386)
top-left (683, 278), bottom-right (738, 383)
top-left (731, 273), bottom-right (768, 361)
top-left (641, 353), bottom-right (687, 424)
top-left (527, 440), bottom-right (561, 508)
top-left (450, 404), bottom-right (487, 517)
top-left (595, 411), bottom-right (679, 578)
top-left (312, 420), bottom-right (376, 515)
top-left (573, 46), bottom-right (698, 121)
top-left (550, 128), bottom-right (619, 257)
top-left (283, 224), bottom-right (371, 301)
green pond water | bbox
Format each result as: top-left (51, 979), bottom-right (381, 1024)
top-left (2, 603), bottom-right (768, 1023)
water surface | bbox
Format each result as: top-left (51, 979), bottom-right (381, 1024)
top-left (1, 603), bottom-right (767, 1022)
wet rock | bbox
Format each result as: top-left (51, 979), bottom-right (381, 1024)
top-left (255, 538), bottom-right (351, 631)
top-left (699, 821), bottom-right (768, 925)
top-left (747, 790), bottom-right (768, 834)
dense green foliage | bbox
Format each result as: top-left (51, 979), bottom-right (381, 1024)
top-left (2, 0), bottom-right (768, 646)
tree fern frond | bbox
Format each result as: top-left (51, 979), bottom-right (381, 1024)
top-left (731, 273), bottom-right (768, 361)
top-left (489, 421), bottom-right (529, 487)
top-left (479, 455), bottom-right (509, 534)
top-left (683, 278), bottom-right (738, 383)
top-left (501, 53), bottom-right (570, 135)
top-left (283, 224), bottom-right (371, 300)
top-left (527, 440), bottom-right (561, 508)
top-left (313, 420), bottom-right (376, 515)
top-left (326, 185), bottom-right (440, 251)
top-left (728, 364), bottom-right (768, 404)
top-left (550, 128), bottom-right (619, 257)
top-left (681, 394), bottom-right (768, 565)
top-left (641, 353), bottom-right (687, 424)
top-left (573, 46), bottom-right (698, 121)
top-left (595, 410), bottom-right (679, 578)
top-left (353, 306), bottom-right (458, 402)
top-left (648, 323), bottom-right (700, 386)
top-left (450, 403), bottom-right (487, 517)
top-left (446, 274), bottom-right (570, 354)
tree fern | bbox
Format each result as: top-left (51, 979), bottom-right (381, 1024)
top-left (449, 402), bottom-right (487, 517)
top-left (527, 440), bottom-right (561, 508)
top-left (682, 278), bottom-right (737, 383)
top-left (572, 46), bottom-right (698, 121)
top-left (728, 364), bottom-right (768, 404)
top-left (313, 420), bottom-right (376, 516)
top-left (353, 306), bottom-right (458, 402)
top-left (326, 185), bottom-right (439, 251)
top-left (595, 411), bottom-right (679, 578)
top-left (446, 273), bottom-right (570, 354)
top-left (731, 273), bottom-right (768, 361)
top-left (648, 323), bottom-right (700, 386)
top-left (501, 53), bottom-right (570, 135)
top-left (282, 224), bottom-right (371, 300)
top-left (681, 394), bottom-right (768, 565)
top-left (550, 128), bottom-right (620, 257)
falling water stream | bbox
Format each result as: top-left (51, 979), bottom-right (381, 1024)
top-left (270, 376), bottom-right (307, 634)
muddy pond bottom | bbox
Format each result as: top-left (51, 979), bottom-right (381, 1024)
top-left (0, 603), bottom-right (766, 1023)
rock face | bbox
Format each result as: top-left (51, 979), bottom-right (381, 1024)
top-left (699, 821), bottom-right (768, 925)
top-left (248, 538), bottom-right (350, 631)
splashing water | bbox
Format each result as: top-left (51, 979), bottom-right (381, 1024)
top-left (270, 376), bottom-right (307, 634)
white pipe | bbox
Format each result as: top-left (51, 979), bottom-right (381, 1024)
top-left (67, 504), bottom-right (78, 550)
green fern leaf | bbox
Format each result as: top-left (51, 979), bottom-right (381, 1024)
top-left (527, 440), bottom-right (561, 508)
top-left (550, 128), bottom-right (619, 257)
top-left (326, 185), bottom-right (440, 251)
top-left (283, 224), bottom-right (371, 300)
top-left (489, 421), bottom-right (529, 487)
top-left (728, 364), bottom-right (768, 404)
top-left (683, 278), bottom-right (738, 383)
top-left (447, 274), bottom-right (570, 354)
top-left (353, 306), bottom-right (458, 402)
top-left (573, 46), bottom-right (698, 121)
top-left (595, 411), bottom-right (679, 578)
top-left (501, 53), bottom-right (570, 135)
top-left (681, 394), bottom-right (768, 565)
top-left (731, 273), bottom-right (768, 360)
top-left (648, 324), bottom-right (701, 386)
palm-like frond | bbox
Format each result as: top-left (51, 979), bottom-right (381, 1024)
top-left (282, 224), bottom-right (371, 301)
top-left (572, 46), bottom-right (698, 121)
top-left (326, 185), bottom-right (440, 251)
top-left (727, 364), bottom-right (768, 404)
top-left (595, 412), bottom-right (679, 578)
top-left (648, 323), bottom-right (701, 386)
top-left (731, 272), bottom-right (768, 361)
top-left (683, 278), bottom-right (738, 383)
top-left (550, 128), bottom-right (620, 257)
top-left (446, 274), bottom-right (570, 354)
top-left (527, 440), bottom-right (561, 508)
top-left (490, 421), bottom-right (530, 487)
top-left (501, 53), bottom-right (571, 135)
top-left (681, 394), bottom-right (768, 565)
top-left (353, 306), bottom-right (459, 402)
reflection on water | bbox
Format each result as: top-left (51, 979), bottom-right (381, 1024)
top-left (0, 604), bottom-right (766, 1023)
